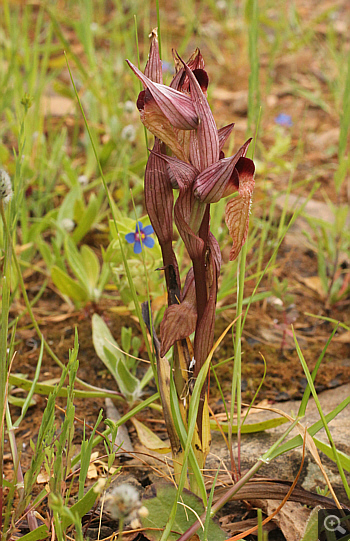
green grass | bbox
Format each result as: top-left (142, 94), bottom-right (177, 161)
top-left (0, 0), bottom-right (349, 539)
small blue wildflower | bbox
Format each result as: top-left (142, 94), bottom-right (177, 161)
top-left (162, 61), bottom-right (173, 74)
top-left (274, 113), bottom-right (293, 127)
top-left (125, 222), bottom-right (155, 254)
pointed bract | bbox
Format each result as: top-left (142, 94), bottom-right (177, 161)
top-left (171, 48), bottom-right (205, 91)
top-left (160, 269), bottom-right (197, 356)
top-left (137, 90), bottom-right (188, 161)
top-left (144, 140), bottom-right (174, 245)
top-left (218, 123), bottom-right (235, 151)
top-left (193, 139), bottom-right (252, 203)
top-left (127, 60), bottom-right (198, 130)
top-left (144, 29), bottom-right (163, 84)
top-left (178, 55), bottom-right (220, 171)
top-left (224, 160), bottom-right (255, 261)
top-left (150, 150), bottom-right (199, 190)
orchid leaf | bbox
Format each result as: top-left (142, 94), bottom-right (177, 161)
top-left (51, 265), bottom-right (88, 302)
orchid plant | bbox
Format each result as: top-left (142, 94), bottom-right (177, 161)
top-left (127, 30), bottom-right (255, 489)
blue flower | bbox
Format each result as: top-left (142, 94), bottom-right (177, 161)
top-left (274, 113), bottom-right (293, 127)
top-left (162, 61), bottom-right (173, 73)
top-left (125, 222), bottom-right (155, 254)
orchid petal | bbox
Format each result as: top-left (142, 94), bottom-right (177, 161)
top-left (171, 48), bottom-right (205, 91)
top-left (126, 60), bottom-right (198, 130)
top-left (174, 188), bottom-right (205, 260)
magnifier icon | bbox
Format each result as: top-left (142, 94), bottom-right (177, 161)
top-left (324, 514), bottom-right (347, 535)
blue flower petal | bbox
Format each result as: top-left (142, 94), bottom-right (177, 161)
top-left (135, 221), bottom-right (144, 232)
top-left (134, 241), bottom-right (142, 254)
top-left (142, 224), bottom-right (154, 236)
top-left (143, 236), bottom-right (155, 249)
top-left (125, 232), bottom-right (136, 243)
top-left (274, 113), bottom-right (293, 127)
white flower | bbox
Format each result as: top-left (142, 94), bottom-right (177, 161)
top-left (0, 170), bottom-right (13, 205)
top-left (61, 218), bottom-right (75, 232)
top-left (105, 484), bottom-right (141, 520)
top-left (121, 124), bottom-right (136, 142)
top-left (78, 174), bottom-right (89, 186)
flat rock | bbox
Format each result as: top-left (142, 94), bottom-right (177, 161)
top-left (209, 384), bottom-right (350, 503)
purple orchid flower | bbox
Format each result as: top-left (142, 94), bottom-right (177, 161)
top-left (125, 222), bottom-right (155, 254)
top-left (126, 30), bottom-right (255, 465)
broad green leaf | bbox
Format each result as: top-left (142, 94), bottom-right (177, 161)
top-left (56, 186), bottom-right (81, 247)
top-left (132, 418), bottom-right (171, 454)
top-left (72, 193), bottom-right (99, 243)
top-left (106, 348), bottom-right (141, 401)
top-left (92, 313), bottom-right (124, 366)
top-left (64, 236), bottom-right (89, 286)
top-left (97, 262), bottom-right (111, 292)
top-left (51, 266), bottom-right (88, 302)
top-left (18, 525), bottom-right (49, 541)
top-left (80, 245), bottom-right (100, 290)
top-left (141, 483), bottom-right (226, 541)
top-left (92, 314), bottom-right (141, 401)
